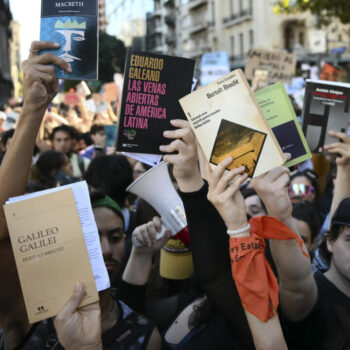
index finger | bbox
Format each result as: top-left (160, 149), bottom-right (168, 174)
top-left (32, 52), bottom-right (72, 73)
top-left (170, 119), bottom-right (191, 129)
top-left (328, 130), bottom-right (348, 142)
top-left (29, 41), bottom-right (60, 57)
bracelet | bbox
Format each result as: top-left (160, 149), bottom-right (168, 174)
top-left (227, 224), bottom-right (251, 236)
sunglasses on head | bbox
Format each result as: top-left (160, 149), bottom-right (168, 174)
top-left (288, 184), bottom-right (315, 199)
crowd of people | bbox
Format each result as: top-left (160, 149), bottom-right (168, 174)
top-left (0, 40), bottom-right (349, 350)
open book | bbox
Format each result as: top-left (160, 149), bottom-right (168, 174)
top-left (4, 181), bottom-right (109, 323)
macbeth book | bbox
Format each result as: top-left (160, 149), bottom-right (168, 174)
top-left (4, 187), bottom-right (99, 323)
top-left (40, 0), bottom-right (99, 80)
top-left (179, 69), bottom-right (285, 178)
top-left (255, 82), bottom-right (312, 168)
top-left (301, 79), bottom-right (350, 152)
top-left (116, 50), bottom-right (195, 155)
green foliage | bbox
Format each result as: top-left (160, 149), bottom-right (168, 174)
top-left (99, 31), bottom-right (126, 83)
top-left (274, 0), bottom-right (350, 25)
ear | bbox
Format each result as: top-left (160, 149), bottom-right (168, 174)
top-left (326, 238), bottom-right (334, 254)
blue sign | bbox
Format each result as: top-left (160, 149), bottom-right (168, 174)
top-left (331, 46), bottom-right (347, 54)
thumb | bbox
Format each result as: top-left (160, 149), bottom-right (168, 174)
top-left (158, 229), bottom-right (172, 247)
top-left (58, 282), bottom-right (86, 318)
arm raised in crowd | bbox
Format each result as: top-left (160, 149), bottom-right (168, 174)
top-left (205, 158), bottom-right (287, 350)
top-left (162, 120), bottom-right (254, 349)
top-left (122, 216), bottom-right (171, 286)
top-left (251, 167), bottom-right (317, 321)
top-left (0, 41), bottom-right (71, 349)
top-left (324, 130), bottom-right (350, 223)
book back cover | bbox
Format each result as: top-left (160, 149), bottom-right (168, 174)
top-left (4, 188), bottom-right (98, 323)
top-left (116, 51), bottom-right (195, 155)
top-left (40, 0), bottom-right (98, 80)
top-left (255, 82), bottom-right (312, 168)
top-left (302, 80), bottom-right (350, 152)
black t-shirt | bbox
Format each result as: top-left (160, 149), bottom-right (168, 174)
top-left (282, 270), bottom-right (350, 350)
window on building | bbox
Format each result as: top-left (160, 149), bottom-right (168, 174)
top-left (230, 0), bottom-right (234, 15)
top-left (299, 31), bottom-right (304, 46)
top-left (212, 1), bottom-right (215, 23)
top-left (240, 32), bottom-right (244, 59)
top-left (239, 0), bottom-right (243, 15)
top-left (231, 35), bottom-right (235, 56)
top-left (249, 29), bottom-right (254, 49)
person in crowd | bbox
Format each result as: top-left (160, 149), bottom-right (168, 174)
top-left (241, 187), bottom-right (267, 219)
top-left (291, 200), bottom-right (322, 254)
top-left (80, 124), bottom-right (107, 160)
top-left (50, 124), bottom-right (90, 179)
top-left (251, 129), bottom-right (350, 349)
top-left (0, 41), bottom-right (163, 350)
top-left (85, 155), bottom-right (137, 237)
top-left (29, 149), bottom-right (74, 188)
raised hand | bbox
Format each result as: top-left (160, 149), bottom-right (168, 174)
top-left (23, 41), bottom-right (71, 113)
top-left (160, 119), bottom-right (203, 192)
top-left (324, 130), bottom-right (350, 167)
top-left (54, 283), bottom-right (102, 350)
top-left (251, 166), bottom-right (291, 223)
top-left (132, 216), bottom-right (171, 253)
top-left (206, 157), bottom-right (248, 231)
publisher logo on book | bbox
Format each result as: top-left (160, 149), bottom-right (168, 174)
top-left (36, 305), bottom-right (48, 315)
top-left (124, 130), bottom-right (137, 140)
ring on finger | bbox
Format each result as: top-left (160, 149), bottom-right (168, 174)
top-left (29, 49), bottom-right (40, 55)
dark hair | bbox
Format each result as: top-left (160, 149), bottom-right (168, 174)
top-left (79, 132), bottom-right (93, 147)
top-left (84, 155), bottom-right (133, 207)
top-left (290, 169), bottom-right (320, 203)
top-left (90, 124), bottom-right (105, 135)
top-left (31, 150), bottom-right (66, 188)
top-left (292, 200), bottom-right (322, 243)
top-left (318, 225), bottom-right (344, 265)
top-left (50, 125), bottom-right (75, 141)
top-left (241, 188), bottom-right (267, 212)
top-left (1, 129), bottom-right (15, 147)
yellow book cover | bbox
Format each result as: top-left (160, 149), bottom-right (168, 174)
top-left (4, 188), bottom-right (98, 323)
top-left (179, 69), bottom-right (286, 177)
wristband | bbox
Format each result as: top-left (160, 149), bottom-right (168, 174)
top-left (227, 224), bottom-right (250, 236)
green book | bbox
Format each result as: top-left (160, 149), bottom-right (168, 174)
top-left (255, 82), bottom-right (311, 168)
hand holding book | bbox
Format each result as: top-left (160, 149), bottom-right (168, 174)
top-left (23, 41), bottom-right (71, 113)
top-left (206, 158), bottom-right (248, 232)
top-left (161, 119), bottom-right (204, 193)
top-left (54, 282), bottom-right (102, 350)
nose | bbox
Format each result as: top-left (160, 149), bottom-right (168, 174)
top-left (100, 236), bottom-right (112, 259)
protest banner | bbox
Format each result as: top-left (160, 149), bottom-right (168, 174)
top-left (245, 49), bottom-right (297, 84)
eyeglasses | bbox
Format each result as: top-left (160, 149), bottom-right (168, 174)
top-left (288, 184), bottom-right (315, 199)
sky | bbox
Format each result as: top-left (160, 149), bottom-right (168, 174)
top-left (9, 0), bottom-right (41, 61)
top-left (9, 0), bottom-right (154, 62)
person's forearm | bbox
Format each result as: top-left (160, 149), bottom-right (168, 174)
top-left (122, 248), bottom-right (153, 285)
top-left (245, 312), bottom-right (287, 350)
top-left (0, 107), bottom-right (44, 241)
top-left (328, 164), bottom-right (350, 226)
top-left (268, 216), bottom-right (317, 320)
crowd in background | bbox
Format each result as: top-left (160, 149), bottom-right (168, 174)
top-left (0, 41), bottom-right (349, 350)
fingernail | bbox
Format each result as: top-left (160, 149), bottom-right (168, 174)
top-left (159, 145), bottom-right (165, 151)
top-left (66, 64), bottom-right (72, 73)
top-left (53, 42), bottom-right (60, 48)
top-left (163, 131), bottom-right (170, 137)
top-left (225, 156), bottom-right (233, 162)
top-left (75, 282), bottom-right (82, 292)
top-left (170, 119), bottom-right (176, 125)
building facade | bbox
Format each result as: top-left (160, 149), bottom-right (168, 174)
top-left (145, 0), bottom-right (350, 75)
top-left (9, 20), bottom-right (21, 102)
